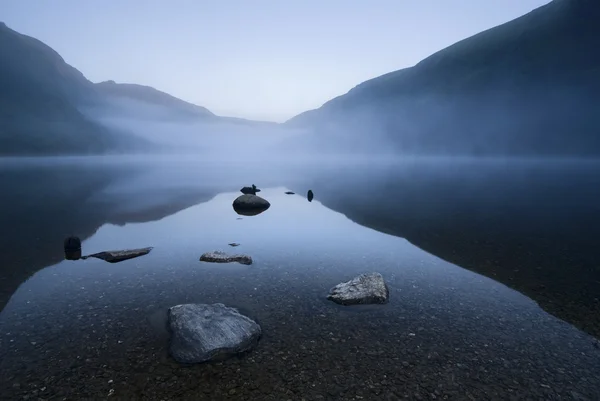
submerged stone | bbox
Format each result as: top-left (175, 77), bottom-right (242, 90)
top-left (200, 251), bottom-right (252, 265)
top-left (327, 272), bottom-right (389, 305)
top-left (168, 303), bottom-right (261, 364)
top-left (82, 247), bottom-right (153, 263)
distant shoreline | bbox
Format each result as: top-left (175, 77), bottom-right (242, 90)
top-left (2, 154), bottom-right (600, 165)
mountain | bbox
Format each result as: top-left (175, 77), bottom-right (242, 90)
top-left (0, 22), bottom-right (146, 155)
top-left (288, 0), bottom-right (600, 156)
top-left (93, 80), bottom-right (277, 127)
top-left (94, 80), bottom-right (216, 121)
top-left (0, 23), bottom-right (275, 156)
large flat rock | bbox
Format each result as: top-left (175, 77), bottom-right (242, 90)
top-left (327, 272), bottom-right (389, 305)
top-left (168, 303), bottom-right (261, 364)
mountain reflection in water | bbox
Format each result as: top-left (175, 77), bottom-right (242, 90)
top-left (291, 158), bottom-right (600, 340)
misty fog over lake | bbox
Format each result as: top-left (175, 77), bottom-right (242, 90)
top-left (2, 0), bottom-right (600, 400)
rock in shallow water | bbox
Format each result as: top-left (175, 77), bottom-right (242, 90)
top-left (200, 251), bottom-right (252, 265)
top-left (240, 185), bottom-right (261, 195)
top-left (82, 247), bottom-right (153, 263)
top-left (327, 272), bottom-right (389, 305)
top-left (233, 194), bottom-right (270, 210)
top-left (168, 303), bottom-right (261, 364)
top-left (64, 236), bottom-right (82, 260)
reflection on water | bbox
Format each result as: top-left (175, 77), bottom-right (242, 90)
top-left (0, 179), bottom-right (599, 399)
top-left (0, 157), bottom-right (292, 312)
top-left (1, 158), bottom-right (600, 400)
top-left (293, 158), bottom-right (600, 340)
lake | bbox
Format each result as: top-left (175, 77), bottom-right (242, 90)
top-left (0, 157), bottom-right (599, 400)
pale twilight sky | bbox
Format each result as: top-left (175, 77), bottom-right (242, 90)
top-left (1, 0), bottom-right (550, 122)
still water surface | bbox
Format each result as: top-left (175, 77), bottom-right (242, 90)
top-left (0, 159), bottom-right (599, 400)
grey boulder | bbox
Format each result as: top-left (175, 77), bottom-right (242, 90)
top-left (168, 303), bottom-right (261, 364)
top-left (200, 251), bottom-right (252, 265)
top-left (327, 272), bottom-right (389, 305)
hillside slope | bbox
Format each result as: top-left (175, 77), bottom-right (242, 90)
top-left (0, 22), bottom-right (276, 156)
top-left (94, 80), bottom-right (216, 121)
top-left (94, 80), bottom-right (278, 127)
top-left (288, 0), bottom-right (600, 156)
top-left (0, 22), bottom-right (144, 155)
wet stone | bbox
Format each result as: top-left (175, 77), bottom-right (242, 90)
top-left (240, 185), bottom-right (261, 195)
top-left (168, 303), bottom-right (261, 364)
top-left (82, 247), bottom-right (153, 263)
top-left (199, 251), bottom-right (252, 265)
top-left (327, 272), bottom-right (389, 305)
top-left (232, 194), bottom-right (270, 210)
